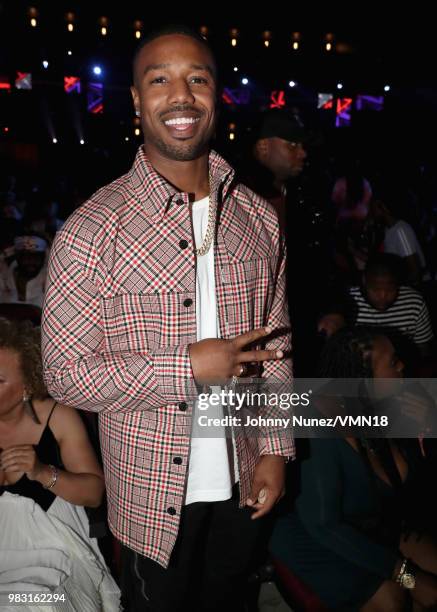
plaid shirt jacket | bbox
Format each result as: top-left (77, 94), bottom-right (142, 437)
top-left (42, 146), bottom-right (294, 567)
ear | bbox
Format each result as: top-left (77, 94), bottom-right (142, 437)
top-left (254, 138), bottom-right (269, 161)
top-left (130, 86), bottom-right (140, 115)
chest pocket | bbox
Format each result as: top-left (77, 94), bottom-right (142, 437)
top-left (100, 291), bottom-right (195, 353)
top-left (218, 256), bottom-right (277, 336)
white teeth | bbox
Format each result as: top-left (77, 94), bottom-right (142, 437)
top-left (164, 117), bottom-right (199, 126)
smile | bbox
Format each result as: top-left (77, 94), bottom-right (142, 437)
top-left (163, 117), bottom-right (200, 130)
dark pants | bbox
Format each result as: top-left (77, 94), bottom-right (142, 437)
top-left (120, 486), bottom-right (262, 612)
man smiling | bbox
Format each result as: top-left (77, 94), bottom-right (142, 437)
top-left (42, 25), bottom-right (294, 612)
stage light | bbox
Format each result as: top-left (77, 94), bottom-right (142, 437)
top-left (125, 137), bottom-right (130, 142)
top-left (325, 33), bottom-right (334, 52)
top-left (66, 12), bottom-right (75, 32)
top-left (52, 138), bottom-right (58, 144)
top-left (241, 78), bottom-right (249, 85)
top-left (67, 50), bottom-right (72, 56)
top-left (289, 80), bottom-right (296, 88)
top-left (230, 28), bottom-right (238, 47)
top-left (29, 7), bottom-right (38, 28)
top-left (384, 85), bottom-right (391, 92)
top-left (229, 133), bottom-right (235, 141)
top-left (134, 20), bottom-right (143, 39)
top-left (135, 128), bottom-right (141, 136)
top-left (80, 139), bottom-right (85, 145)
top-left (337, 82), bottom-right (343, 90)
top-left (233, 67), bottom-right (238, 72)
top-left (93, 66), bottom-right (102, 76)
top-left (42, 61), bottom-right (49, 69)
top-left (99, 17), bottom-right (108, 36)
top-left (263, 31), bottom-right (271, 48)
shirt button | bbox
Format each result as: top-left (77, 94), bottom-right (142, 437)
top-left (183, 298), bottom-right (193, 307)
top-left (178, 402), bottom-right (188, 411)
top-left (173, 457), bottom-right (182, 465)
top-left (179, 239), bottom-right (189, 249)
top-left (176, 198), bottom-right (184, 206)
top-left (167, 507), bottom-right (176, 516)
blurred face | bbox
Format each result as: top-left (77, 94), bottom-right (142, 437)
top-left (262, 138), bottom-right (307, 179)
top-left (371, 336), bottom-right (404, 379)
top-left (364, 273), bottom-right (399, 311)
top-left (0, 348), bottom-right (24, 419)
top-left (131, 34), bottom-right (217, 162)
top-left (16, 251), bottom-right (45, 280)
top-left (370, 336), bottom-right (404, 398)
top-left (369, 199), bottom-right (388, 222)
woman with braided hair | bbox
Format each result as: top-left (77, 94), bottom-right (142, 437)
top-left (270, 327), bottom-right (437, 611)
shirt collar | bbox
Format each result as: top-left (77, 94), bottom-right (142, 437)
top-left (128, 145), bottom-right (235, 217)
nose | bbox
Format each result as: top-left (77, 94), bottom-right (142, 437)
top-left (298, 144), bottom-right (307, 159)
top-left (168, 78), bottom-right (195, 106)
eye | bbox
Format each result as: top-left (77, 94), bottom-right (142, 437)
top-left (190, 76), bottom-right (208, 84)
top-left (150, 76), bottom-right (167, 84)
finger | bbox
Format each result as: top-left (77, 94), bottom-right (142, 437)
top-left (1, 449), bottom-right (32, 461)
top-left (400, 396), bottom-right (424, 407)
top-left (1, 461), bottom-right (26, 472)
top-left (1, 446), bottom-right (34, 457)
top-left (246, 481), bottom-right (263, 507)
top-left (238, 349), bottom-right (283, 363)
top-left (250, 498), bottom-right (276, 520)
top-left (232, 327), bottom-right (272, 350)
top-left (1, 445), bottom-right (34, 452)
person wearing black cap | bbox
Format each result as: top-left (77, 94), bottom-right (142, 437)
top-left (243, 110), bottom-right (335, 376)
top-left (251, 110), bottom-right (307, 232)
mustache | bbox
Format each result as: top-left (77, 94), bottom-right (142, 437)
top-left (159, 106), bottom-right (202, 119)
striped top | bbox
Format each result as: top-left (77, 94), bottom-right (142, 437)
top-left (349, 286), bottom-right (433, 345)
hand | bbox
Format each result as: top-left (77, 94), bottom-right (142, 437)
top-left (246, 455), bottom-right (286, 520)
top-left (411, 569), bottom-right (437, 608)
top-left (189, 326), bottom-right (283, 386)
top-left (398, 391), bottom-right (430, 426)
top-left (317, 314), bottom-right (345, 338)
top-left (0, 445), bottom-right (44, 481)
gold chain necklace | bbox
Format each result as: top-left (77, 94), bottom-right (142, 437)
top-left (195, 196), bottom-right (216, 256)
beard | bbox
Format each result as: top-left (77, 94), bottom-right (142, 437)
top-left (149, 134), bottom-right (210, 161)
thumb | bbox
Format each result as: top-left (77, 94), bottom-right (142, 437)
top-left (246, 479), bottom-right (263, 506)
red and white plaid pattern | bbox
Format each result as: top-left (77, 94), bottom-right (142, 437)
top-left (42, 146), bottom-right (294, 567)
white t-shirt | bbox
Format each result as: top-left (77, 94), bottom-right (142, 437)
top-left (384, 220), bottom-right (427, 269)
top-left (184, 196), bottom-right (238, 505)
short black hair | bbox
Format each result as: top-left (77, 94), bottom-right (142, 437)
top-left (132, 24), bottom-right (217, 83)
top-left (364, 253), bottom-right (403, 284)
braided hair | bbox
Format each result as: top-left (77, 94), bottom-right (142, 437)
top-left (318, 326), bottom-right (407, 492)
top-left (318, 326), bottom-right (380, 379)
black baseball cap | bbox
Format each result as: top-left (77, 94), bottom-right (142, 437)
top-left (257, 110), bottom-right (307, 144)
